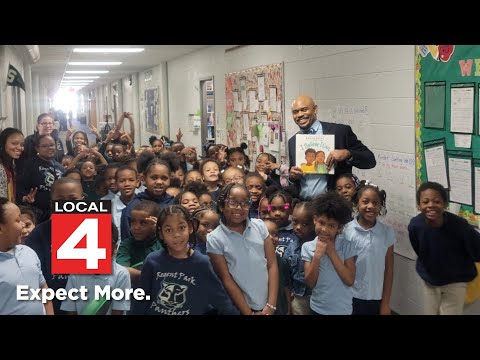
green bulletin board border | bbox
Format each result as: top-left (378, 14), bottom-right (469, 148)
top-left (415, 46), bottom-right (479, 225)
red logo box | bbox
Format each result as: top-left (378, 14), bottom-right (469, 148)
top-left (52, 211), bottom-right (112, 275)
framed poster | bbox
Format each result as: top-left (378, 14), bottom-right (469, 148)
top-left (145, 87), bottom-right (159, 134)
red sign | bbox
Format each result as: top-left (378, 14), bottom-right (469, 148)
top-left (51, 201), bottom-right (112, 274)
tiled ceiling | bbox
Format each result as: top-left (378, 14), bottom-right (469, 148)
top-left (30, 45), bottom-right (209, 92)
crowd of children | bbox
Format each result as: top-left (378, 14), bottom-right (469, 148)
top-left (2, 114), bottom-right (480, 316)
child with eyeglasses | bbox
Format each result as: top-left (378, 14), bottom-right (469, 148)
top-left (207, 183), bottom-right (278, 315)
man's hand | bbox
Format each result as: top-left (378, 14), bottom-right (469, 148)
top-left (325, 149), bottom-right (351, 169)
top-left (289, 166), bottom-right (303, 181)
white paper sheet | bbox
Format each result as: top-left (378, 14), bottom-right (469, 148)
top-left (270, 125), bottom-right (280, 152)
top-left (240, 79), bottom-right (247, 103)
top-left (454, 133), bottom-right (472, 148)
top-left (257, 75), bottom-right (265, 101)
top-left (249, 90), bottom-right (256, 113)
top-left (451, 87), bottom-right (474, 133)
top-left (475, 167), bottom-right (480, 214)
top-left (243, 113), bottom-right (250, 139)
top-left (233, 91), bottom-right (240, 112)
top-left (269, 87), bottom-right (277, 112)
top-left (448, 202), bottom-right (461, 215)
top-left (449, 157), bottom-right (472, 205)
top-left (424, 145), bottom-right (449, 188)
top-left (263, 99), bottom-right (269, 112)
top-left (276, 100), bottom-right (282, 114)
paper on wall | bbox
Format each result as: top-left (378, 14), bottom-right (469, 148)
top-left (249, 90), bottom-right (256, 112)
top-left (454, 133), bottom-right (472, 148)
top-left (257, 75), bottom-right (265, 101)
top-left (269, 87), bottom-right (277, 112)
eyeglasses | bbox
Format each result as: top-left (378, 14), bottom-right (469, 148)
top-left (39, 122), bottom-right (54, 127)
top-left (39, 144), bottom-right (56, 148)
top-left (225, 198), bottom-right (252, 210)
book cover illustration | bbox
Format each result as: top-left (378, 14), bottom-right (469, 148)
top-left (295, 134), bottom-right (335, 174)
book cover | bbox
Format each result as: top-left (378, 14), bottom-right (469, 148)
top-left (295, 134), bottom-right (335, 174)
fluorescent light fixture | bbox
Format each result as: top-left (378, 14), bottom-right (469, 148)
top-left (73, 48), bottom-right (144, 53)
top-left (62, 82), bottom-right (92, 85)
top-left (62, 80), bottom-right (93, 82)
top-left (66, 70), bottom-right (109, 74)
top-left (64, 76), bottom-right (100, 79)
top-left (68, 62), bottom-right (122, 66)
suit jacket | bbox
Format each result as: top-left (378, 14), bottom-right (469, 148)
top-left (288, 121), bottom-right (376, 190)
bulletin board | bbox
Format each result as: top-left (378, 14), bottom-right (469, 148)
top-left (224, 63), bottom-right (286, 169)
top-left (415, 45), bottom-right (480, 225)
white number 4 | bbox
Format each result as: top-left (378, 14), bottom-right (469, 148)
top-left (57, 219), bottom-right (107, 269)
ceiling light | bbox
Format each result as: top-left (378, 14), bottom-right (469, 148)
top-left (68, 62), bottom-right (122, 66)
top-left (64, 76), bottom-right (100, 79)
top-left (62, 82), bottom-right (92, 85)
top-left (73, 48), bottom-right (144, 53)
top-left (66, 70), bottom-right (109, 74)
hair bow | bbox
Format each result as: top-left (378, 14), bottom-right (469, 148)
top-left (364, 180), bottom-right (379, 189)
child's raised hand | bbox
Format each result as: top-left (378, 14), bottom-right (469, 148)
top-left (267, 161), bottom-right (280, 171)
top-left (176, 128), bottom-right (183, 141)
top-left (146, 216), bottom-right (157, 226)
top-left (66, 128), bottom-right (75, 140)
top-left (89, 124), bottom-right (100, 136)
top-left (22, 188), bottom-right (38, 204)
top-left (217, 146), bottom-right (227, 162)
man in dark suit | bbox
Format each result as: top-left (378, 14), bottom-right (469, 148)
top-left (288, 95), bottom-right (376, 200)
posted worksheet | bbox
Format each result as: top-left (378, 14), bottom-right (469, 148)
top-left (257, 75), bottom-right (265, 101)
top-left (424, 145), bottom-right (449, 188)
top-left (450, 86), bottom-right (474, 133)
top-left (449, 157), bottom-right (472, 205)
top-left (475, 167), bottom-right (480, 213)
top-left (454, 134), bottom-right (472, 148)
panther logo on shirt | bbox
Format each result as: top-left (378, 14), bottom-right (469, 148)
top-left (158, 282), bottom-right (188, 309)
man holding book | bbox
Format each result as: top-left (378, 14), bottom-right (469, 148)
top-left (288, 95), bottom-right (376, 200)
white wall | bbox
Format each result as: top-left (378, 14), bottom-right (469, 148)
top-left (0, 46), bottom-right (26, 130)
top-left (166, 45), bottom-right (480, 315)
top-left (167, 46), bottom-right (230, 150)
top-left (138, 64), bottom-right (169, 146)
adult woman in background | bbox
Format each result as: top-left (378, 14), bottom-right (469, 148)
top-left (0, 127), bottom-right (24, 202)
top-left (19, 113), bottom-right (64, 168)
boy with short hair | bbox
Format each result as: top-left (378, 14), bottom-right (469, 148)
top-left (300, 148), bottom-right (316, 173)
top-left (116, 200), bottom-right (162, 288)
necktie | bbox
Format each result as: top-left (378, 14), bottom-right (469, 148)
top-left (303, 128), bottom-right (315, 134)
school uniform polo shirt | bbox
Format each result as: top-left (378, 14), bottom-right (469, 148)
top-left (343, 218), bottom-right (396, 300)
top-left (207, 218), bottom-right (269, 310)
top-left (60, 262), bottom-right (131, 314)
top-left (0, 245), bottom-right (46, 315)
top-left (302, 235), bottom-right (358, 315)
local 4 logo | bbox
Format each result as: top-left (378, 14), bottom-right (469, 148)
top-left (52, 200), bottom-right (112, 274)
